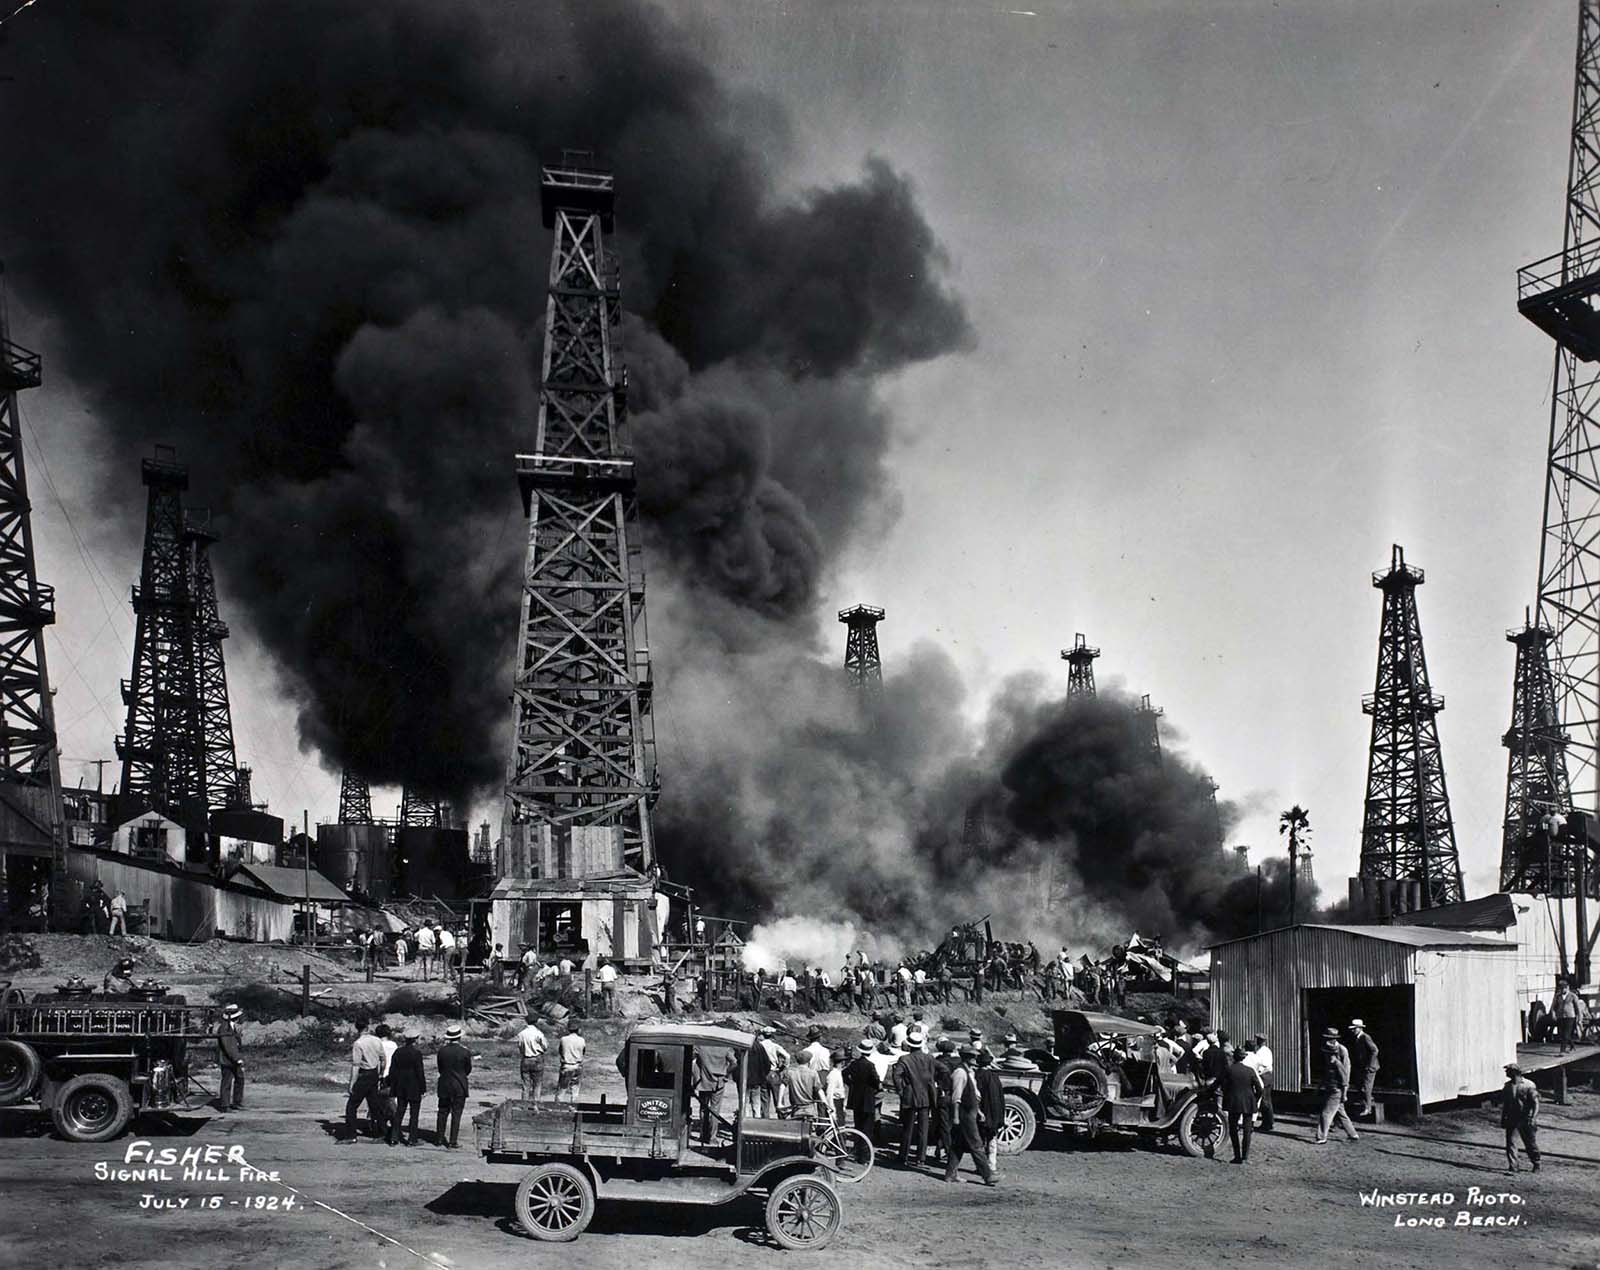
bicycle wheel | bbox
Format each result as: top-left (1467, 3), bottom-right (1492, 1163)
top-left (816, 1126), bottom-right (873, 1184)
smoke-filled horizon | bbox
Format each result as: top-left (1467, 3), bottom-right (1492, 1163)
top-left (0, 0), bottom-right (1311, 951)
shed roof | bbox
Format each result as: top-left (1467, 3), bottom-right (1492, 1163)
top-left (1210, 922), bottom-right (1514, 951)
top-left (232, 863), bottom-right (353, 904)
top-left (1396, 894), bottom-right (1518, 933)
top-left (490, 869), bottom-right (654, 899)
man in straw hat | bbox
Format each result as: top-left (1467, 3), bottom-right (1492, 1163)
top-left (216, 1003), bottom-right (245, 1112)
top-left (1501, 1063), bottom-right (1540, 1172)
top-left (895, 1024), bottom-right (939, 1168)
top-left (1314, 1027), bottom-right (1359, 1144)
top-left (844, 1037), bottom-right (882, 1142)
top-left (1347, 1019), bottom-right (1379, 1118)
top-left (435, 1022), bottom-right (473, 1149)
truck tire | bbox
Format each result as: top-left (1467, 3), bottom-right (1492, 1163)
top-left (51, 1073), bottom-right (134, 1143)
top-left (1047, 1058), bottom-right (1108, 1117)
top-left (0, 1039), bottom-right (41, 1105)
top-left (1175, 1097), bottom-right (1224, 1159)
top-left (513, 1163), bottom-right (594, 1242)
top-left (996, 1091), bottom-right (1037, 1154)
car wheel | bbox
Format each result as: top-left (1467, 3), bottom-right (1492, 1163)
top-left (996, 1092), bottom-right (1037, 1154)
top-left (766, 1174), bottom-right (843, 1251)
top-left (52, 1073), bottom-right (134, 1143)
top-left (1176, 1099), bottom-right (1224, 1159)
top-left (513, 1162), bottom-right (594, 1242)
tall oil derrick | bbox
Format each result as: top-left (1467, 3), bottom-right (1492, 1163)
top-left (0, 276), bottom-right (68, 919)
top-left (230, 765), bottom-right (257, 810)
top-left (338, 771), bottom-right (374, 824)
top-left (1356, 545), bottom-right (1464, 906)
top-left (1513, 0), bottom-right (1600, 925)
top-left (502, 151), bottom-right (657, 876)
top-left (1204, 777), bottom-right (1225, 849)
top-left (116, 447), bottom-right (209, 837)
top-left (400, 787), bottom-right (441, 828)
top-left (1500, 614), bottom-right (1576, 892)
top-left (1136, 694), bottom-right (1163, 764)
top-left (1061, 633), bottom-right (1100, 699)
top-left (186, 511), bottom-right (239, 815)
top-left (839, 605), bottom-right (886, 694)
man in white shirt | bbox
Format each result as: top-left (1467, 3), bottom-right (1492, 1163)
top-left (519, 946), bottom-right (539, 990)
top-left (779, 971), bottom-right (798, 1012)
top-left (394, 934), bottom-right (408, 968)
top-left (516, 1014), bottom-right (548, 1105)
top-left (108, 890), bottom-right (128, 936)
top-left (596, 958), bottom-right (619, 1017)
top-left (913, 966), bottom-right (928, 1003)
top-left (558, 955), bottom-right (574, 978)
top-left (341, 1018), bottom-right (387, 1143)
top-left (1244, 1032), bottom-right (1275, 1131)
top-left (557, 1022), bottom-right (587, 1104)
top-left (890, 1017), bottom-right (909, 1050)
top-left (896, 963), bottom-right (913, 1007)
top-left (437, 925), bottom-right (456, 968)
top-left (758, 1027), bottom-right (789, 1115)
top-left (414, 924), bottom-right (435, 981)
top-left (801, 1026), bottom-right (831, 1073)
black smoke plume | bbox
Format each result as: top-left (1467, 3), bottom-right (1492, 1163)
top-left (0, 0), bottom-right (969, 798)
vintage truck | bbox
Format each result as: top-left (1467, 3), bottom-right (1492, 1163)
top-left (991, 1009), bottom-right (1225, 1159)
top-left (475, 1023), bottom-right (849, 1250)
top-left (0, 982), bottom-right (221, 1142)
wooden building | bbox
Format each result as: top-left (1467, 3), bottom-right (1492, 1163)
top-left (1208, 923), bottom-right (1519, 1109)
top-left (484, 868), bottom-right (659, 970)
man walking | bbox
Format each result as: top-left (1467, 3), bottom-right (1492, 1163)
top-left (943, 1046), bottom-right (997, 1185)
top-left (108, 889), bottom-right (128, 936)
top-left (435, 1022), bottom-right (472, 1149)
top-left (1244, 1032), bottom-right (1275, 1131)
top-left (975, 1049), bottom-right (1006, 1170)
top-left (515, 1012), bottom-right (548, 1105)
top-left (1347, 1019), bottom-right (1379, 1117)
top-left (895, 1024), bottom-right (938, 1168)
top-left (340, 1018), bottom-right (386, 1143)
top-left (557, 1021), bottom-right (586, 1104)
top-left (217, 1003), bottom-right (245, 1111)
top-left (1222, 1045), bottom-right (1264, 1163)
top-left (387, 1028), bottom-right (426, 1146)
top-left (1314, 1027), bottom-right (1359, 1144)
top-left (1501, 1062), bottom-right (1541, 1173)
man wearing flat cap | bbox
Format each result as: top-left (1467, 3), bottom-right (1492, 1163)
top-left (943, 1045), bottom-right (997, 1185)
top-left (1501, 1063), bottom-right (1540, 1172)
top-left (1315, 1027), bottom-right (1359, 1144)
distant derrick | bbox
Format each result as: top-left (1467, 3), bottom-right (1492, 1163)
top-left (1356, 545), bottom-right (1463, 907)
top-left (1499, 615), bottom-right (1577, 893)
top-left (839, 605), bottom-right (885, 694)
top-left (1061, 633), bottom-right (1100, 699)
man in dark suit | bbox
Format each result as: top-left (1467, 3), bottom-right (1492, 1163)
top-left (843, 1039), bottom-right (881, 1142)
top-left (1202, 1028), bottom-right (1232, 1092)
top-left (975, 1049), bottom-right (1006, 1171)
top-left (435, 1023), bottom-right (473, 1149)
top-left (387, 1028), bottom-right (427, 1146)
top-left (1222, 1046), bottom-right (1264, 1163)
top-left (894, 1026), bottom-right (938, 1167)
top-left (217, 1003), bottom-right (245, 1111)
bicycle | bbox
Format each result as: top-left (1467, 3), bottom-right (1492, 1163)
top-left (806, 1111), bottom-right (874, 1184)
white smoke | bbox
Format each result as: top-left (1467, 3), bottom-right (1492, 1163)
top-left (741, 915), bottom-right (905, 975)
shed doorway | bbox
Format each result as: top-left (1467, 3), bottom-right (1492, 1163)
top-left (1302, 986), bottom-right (1416, 1095)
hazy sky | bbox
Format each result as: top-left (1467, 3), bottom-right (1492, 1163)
top-left (9, 0), bottom-right (1584, 897)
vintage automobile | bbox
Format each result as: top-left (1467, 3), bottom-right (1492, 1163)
top-left (991, 1009), bottom-right (1225, 1159)
top-left (0, 982), bottom-right (221, 1142)
top-left (475, 1023), bottom-right (852, 1250)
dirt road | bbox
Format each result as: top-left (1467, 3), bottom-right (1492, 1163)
top-left (4, 1064), bottom-right (1597, 1270)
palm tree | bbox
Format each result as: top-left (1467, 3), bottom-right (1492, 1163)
top-left (1279, 805), bottom-right (1310, 925)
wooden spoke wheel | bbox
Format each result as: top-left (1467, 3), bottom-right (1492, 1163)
top-left (766, 1174), bottom-right (843, 1251)
top-left (996, 1092), bottom-right (1038, 1154)
top-left (1176, 1099), bottom-right (1225, 1159)
top-left (513, 1163), bottom-right (595, 1242)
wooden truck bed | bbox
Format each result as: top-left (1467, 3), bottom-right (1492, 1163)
top-left (478, 1100), bottom-right (683, 1161)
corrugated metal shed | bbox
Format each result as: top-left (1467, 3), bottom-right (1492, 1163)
top-left (232, 863), bottom-right (352, 904)
top-left (1209, 923), bottom-right (1518, 1105)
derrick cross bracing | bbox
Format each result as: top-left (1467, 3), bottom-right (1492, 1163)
top-left (1500, 614), bottom-right (1576, 892)
top-left (1514, 0), bottom-right (1600, 910)
top-left (503, 151), bottom-right (657, 872)
top-left (839, 605), bottom-right (886, 694)
top-left (117, 447), bottom-right (209, 833)
top-left (1357, 545), bottom-right (1464, 907)
top-left (0, 296), bottom-right (68, 905)
top-left (339, 771), bottom-right (374, 825)
top-left (1061, 632), bottom-right (1100, 700)
top-left (186, 510), bottom-right (240, 815)
top-left (400, 787), bottom-right (442, 828)
top-left (1136, 693), bottom-right (1164, 765)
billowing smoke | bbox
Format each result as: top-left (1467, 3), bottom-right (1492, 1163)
top-left (0, 0), bottom-right (1291, 952)
top-left (0, 0), bottom-right (968, 798)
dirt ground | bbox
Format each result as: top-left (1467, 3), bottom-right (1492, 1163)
top-left (4, 939), bottom-right (1597, 1268)
top-left (4, 1041), bottom-right (1598, 1269)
